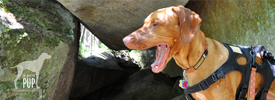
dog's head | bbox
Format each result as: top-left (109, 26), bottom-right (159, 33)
top-left (41, 53), bottom-right (52, 59)
top-left (123, 5), bottom-right (202, 73)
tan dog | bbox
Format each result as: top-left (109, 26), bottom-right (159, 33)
top-left (11, 53), bottom-right (51, 89)
top-left (123, 5), bottom-right (275, 100)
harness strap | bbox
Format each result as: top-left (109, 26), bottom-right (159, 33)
top-left (238, 49), bottom-right (257, 100)
top-left (254, 51), bottom-right (275, 100)
top-left (248, 47), bottom-right (257, 100)
top-left (183, 43), bottom-right (275, 100)
top-left (184, 69), bottom-right (226, 93)
top-left (237, 64), bottom-right (251, 100)
top-left (248, 67), bottom-right (256, 100)
top-left (184, 43), bottom-right (253, 100)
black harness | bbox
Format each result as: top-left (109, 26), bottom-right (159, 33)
top-left (184, 43), bottom-right (275, 100)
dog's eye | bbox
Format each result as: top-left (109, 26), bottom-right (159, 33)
top-left (153, 23), bottom-right (159, 27)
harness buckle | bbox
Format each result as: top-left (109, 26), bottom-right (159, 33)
top-left (260, 90), bottom-right (269, 100)
top-left (217, 71), bottom-right (226, 79)
top-left (250, 46), bottom-right (257, 68)
top-left (211, 71), bottom-right (226, 81)
top-left (238, 85), bottom-right (248, 100)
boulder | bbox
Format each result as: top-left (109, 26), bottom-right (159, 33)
top-left (0, 1), bottom-right (77, 100)
top-left (70, 51), bottom-right (140, 99)
top-left (171, 94), bottom-right (187, 100)
top-left (57, 0), bottom-right (189, 50)
top-left (129, 47), bottom-right (157, 69)
top-left (134, 47), bottom-right (182, 77)
top-left (140, 47), bottom-right (157, 69)
top-left (71, 50), bottom-right (183, 100)
top-left (100, 69), bottom-right (184, 100)
top-left (78, 51), bottom-right (124, 70)
top-left (162, 58), bottom-right (183, 77)
top-left (70, 63), bottom-right (126, 99)
top-left (186, 0), bottom-right (275, 53)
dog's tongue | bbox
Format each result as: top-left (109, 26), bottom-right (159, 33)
top-left (151, 44), bottom-right (170, 73)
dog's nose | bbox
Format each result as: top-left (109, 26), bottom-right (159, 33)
top-left (123, 36), bottom-right (132, 45)
top-left (123, 35), bottom-right (141, 49)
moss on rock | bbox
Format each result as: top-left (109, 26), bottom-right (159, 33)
top-left (0, 0), bottom-right (74, 100)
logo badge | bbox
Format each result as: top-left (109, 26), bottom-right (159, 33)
top-left (230, 46), bottom-right (243, 54)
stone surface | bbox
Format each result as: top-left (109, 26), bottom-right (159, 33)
top-left (71, 52), bottom-right (184, 100)
top-left (70, 51), bottom-right (140, 99)
top-left (76, 70), bottom-right (184, 100)
top-left (79, 69), bottom-right (183, 100)
top-left (100, 69), bottom-right (184, 100)
top-left (171, 94), bottom-right (187, 100)
top-left (3, 0), bottom-right (273, 100)
top-left (186, 0), bottom-right (275, 54)
top-left (57, 0), bottom-right (189, 50)
top-left (70, 62), bottom-right (126, 99)
top-left (78, 51), bottom-right (124, 70)
top-left (134, 47), bottom-right (182, 77)
top-left (72, 69), bottom-right (185, 100)
top-left (162, 58), bottom-right (183, 77)
top-left (0, 1), bottom-right (76, 100)
top-left (52, 15), bottom-right (79, 100)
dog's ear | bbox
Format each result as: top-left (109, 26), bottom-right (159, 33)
top-left (172, 5), bottom-right (202, 44)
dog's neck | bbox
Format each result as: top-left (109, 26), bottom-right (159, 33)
top-left (173, 30), bottom-right (229, 85)
top-left (37, 54), bottom-right (48, 64)
top-left (38, 54), bottom-right (45, 60)
top-left (173, 30), bottom-right (207, 69)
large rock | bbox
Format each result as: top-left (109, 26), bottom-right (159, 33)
top-left (57, 0), bottom-right (189, 50)
top-left (100, 69), bottom-right (184, 100)
top-left (134, 47), bottom-right (182, 77)
top-left (0, 1), bottom-right (77, 100)
top-left (70, 51), bottom-right (140, 99)
top-left (186, 0), bottom-right (275, 53)
top-left (162, 58), bottom-right (183, 77)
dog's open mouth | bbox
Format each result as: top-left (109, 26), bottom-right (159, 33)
top-left (151, 43), bottom-right (170, 73)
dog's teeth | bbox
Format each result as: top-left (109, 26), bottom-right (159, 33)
top-left (166, 48), bottom-right (167, 51)
top-left (155, 66), bottom-right (158, 68)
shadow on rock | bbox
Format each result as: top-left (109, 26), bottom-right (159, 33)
top-left (70, 51), bottom-right (140, 99)
top-left (70, 51), bottom-right (186, 100)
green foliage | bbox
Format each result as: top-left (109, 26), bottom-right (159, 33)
top-left (79, 42), bottom-right (89, 57)
top-left (99, 43), bottom-right (111, 51)
top-left (79, 42), bottom-right (133, 58)
top-left (45, 37), bottom-right (60, 47)
top-left (126, 50), bottom-right (130, 55)
top-left (0, 0), bottom-right (8, 12)
top-left (4, 26), bottom-right (11, 32)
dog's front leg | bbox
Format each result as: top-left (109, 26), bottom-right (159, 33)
top-left (36, 72), bottom-right (40, 89)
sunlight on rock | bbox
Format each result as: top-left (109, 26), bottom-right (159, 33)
top-left (129, 50), bottom-right (143, 66)
top-left (0, 8), bottom-right (24, 29)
